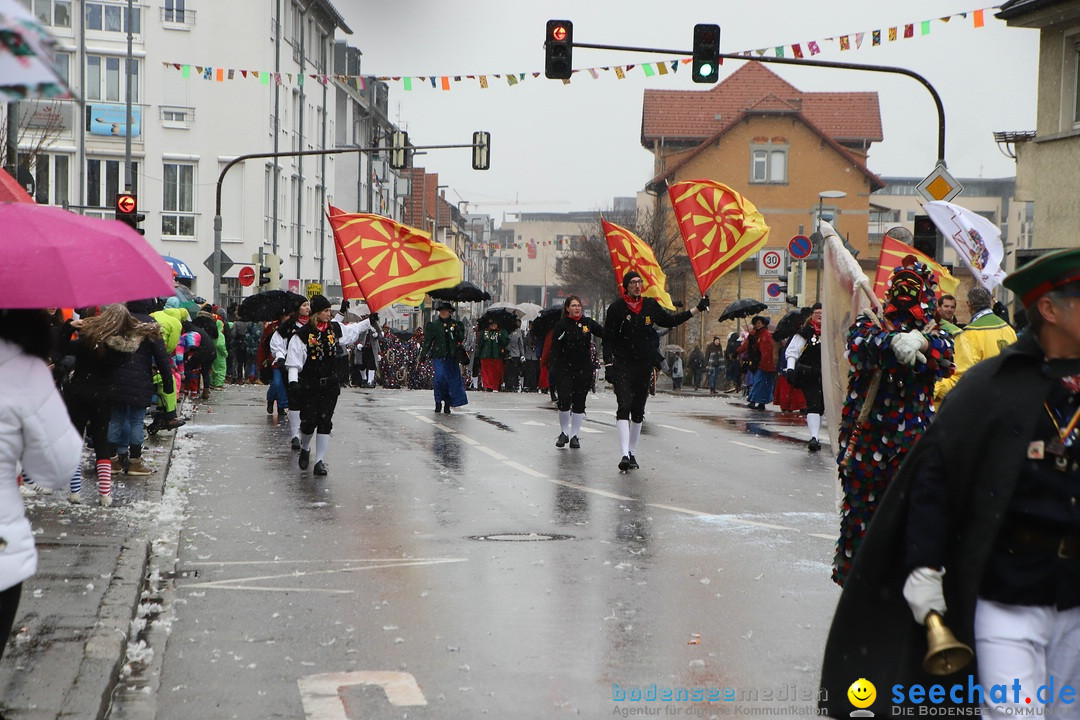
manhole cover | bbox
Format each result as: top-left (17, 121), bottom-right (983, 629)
top-left (468, 532), bottom-right (572, 542)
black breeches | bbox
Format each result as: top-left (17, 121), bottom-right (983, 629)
top-left (555, 366), bottom-right (592, 414)
top-left (298, 382), bottom-right (340, 435)
top-left (64, 389), bottom-right (113, 459)
top-left (612, 363), bottom-right (652, 423)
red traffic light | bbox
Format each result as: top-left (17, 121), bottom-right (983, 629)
top-left (550, 24), bottom-right (567, 41)
top-left (116, 193), bottom-right (137, 214)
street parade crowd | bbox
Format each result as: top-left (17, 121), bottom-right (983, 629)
top-left (5, 246), bottom-right (1080, 719)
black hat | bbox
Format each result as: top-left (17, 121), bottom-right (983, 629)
top-left (309, 294), bottom-right (332, 314)
top-left (751, 315), bottom-right (770, 326)
top-left (436, 302), bottom-right (455, 312)
top-left (622, 271), bottom-right (642, 291)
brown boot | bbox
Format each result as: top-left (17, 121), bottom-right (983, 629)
top-left (126, 458), bottom-right (152, 476)
top-left (200, 388), bottom-right (211, 400)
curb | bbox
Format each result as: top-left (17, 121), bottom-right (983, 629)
top-left (67, 426), bottom-right (179, 720)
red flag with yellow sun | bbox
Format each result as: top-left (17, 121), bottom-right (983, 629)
top-left (327, 205), bottom-right (460, 311)
top-left (667, 180), bottom-right (771, 295)
top-left (602, 219), bottom-right (675, 309)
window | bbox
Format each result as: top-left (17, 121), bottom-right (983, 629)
top-left (749, 143), bottom-right (788, 184)
top-left (162, 163), bottom-right (196, 237)
top-left (164, 0), bottom-right (185, 23)
top-left (1072, 38), bottom-right (1080, 128)
top-left (32, 153), bottom-right (70, 206)
top-left (85, 158), bottom-right (134, 216)
top-left (86, 55), bottom-right (139, 102)
top-left (34, 0), bottom-right (71, 27)
top-left (85, 1), bottom-right (140, 33)
top-left (54, 52), bottom-right (71, 86)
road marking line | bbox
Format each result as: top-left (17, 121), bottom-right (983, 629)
top-left (433, 423), bottom-right (455, 432)
top-left (475, 445), bottom-right (508, 460)
top-left (299, 671), bottom-right (426, 717)
top-left (185, 558), bottom-right (456, 566)
top-left (522, 420), bottom-right (547, 426)
top-left (646, 502), bottom-right (714, 517)
top-left (728, 440), bottom-right (780, 454)
top-left (413, 415), bottom-right (435, 425)
top-left (504, 460), bottom-right (546, 478)
top-left (579, 427), bottom-right (603, 434)
top-left (456, 435), bottom-right (480, 446)
top-left (183, 558), bottom-right (466, 591)
top-left (657, 423), bottom-right (697, 434)
top-left (807, 533), bottom-right (836, 541)
top-left (726, 517), bottom-right (797, 531)
top-left (548, 477), bottom-right (636, 502)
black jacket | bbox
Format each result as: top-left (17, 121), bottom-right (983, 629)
top-left (550, 316), bottom-right (603, 370)
top-left (602, 297), bottom-right (692, 366)
top-left (819, 330), bottom-right (1062, 717)
top-left (111, 311), bottom-right (175, 408)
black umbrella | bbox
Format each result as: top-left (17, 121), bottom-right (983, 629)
top-left (718, 298), bottom-right (767, 323)
top-left (478, 308), bottom-right (520, 333)
top-left (773, 308), bottom-right (811, 343)
top-left (427, 281), bottom-right (491, 302)
top-left (529, 306), bottom-right (564, 341)
top-left (238, 290), bottom-right (308, 321)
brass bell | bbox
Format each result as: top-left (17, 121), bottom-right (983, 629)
top-left (923, 610), bottom-right (973, 675)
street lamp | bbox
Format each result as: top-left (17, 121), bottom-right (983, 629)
top-left (815, 190), bottom-right (847, 302)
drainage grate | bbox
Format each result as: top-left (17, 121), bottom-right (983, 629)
top-left (468, 532), bottom-right (572, 542)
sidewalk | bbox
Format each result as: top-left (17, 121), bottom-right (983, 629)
top-left (1, 427), bottom-right (180, 720)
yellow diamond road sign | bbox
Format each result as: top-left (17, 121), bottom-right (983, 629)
top-left (916, 164), bottom-right (963, 203)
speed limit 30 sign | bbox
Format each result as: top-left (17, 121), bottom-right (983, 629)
top-left (757, 248), bottom-right (786, 276)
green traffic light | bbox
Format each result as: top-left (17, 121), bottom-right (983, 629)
top-left (699, 63), bottom-right (713, 76)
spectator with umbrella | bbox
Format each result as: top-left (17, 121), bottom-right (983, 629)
top-left (550, 296), bottom-right (604, 449)
top-left (477, 316), bottom-right (509, 391)
top-left (419, 302), bottom-right (469, 413)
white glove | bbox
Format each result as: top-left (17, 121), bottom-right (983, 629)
top-left (903, 566), bottom-right (946, 625)
top-left (892, 330), bottom-right (928, 366)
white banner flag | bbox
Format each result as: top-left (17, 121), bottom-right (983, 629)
top-left (923, 200), bottom-right (1007, 291)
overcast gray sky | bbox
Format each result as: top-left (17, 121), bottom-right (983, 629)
top-left (343, 1), bottom-right (1037, 216)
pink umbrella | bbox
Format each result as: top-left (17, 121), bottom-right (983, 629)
top-left (0, 202), bottom-right (174, 308)
top-left (0, 167), bottom-right (33, 203)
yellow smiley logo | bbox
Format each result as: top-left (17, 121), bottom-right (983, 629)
top-left (847, 678), bottom-right (876, 709)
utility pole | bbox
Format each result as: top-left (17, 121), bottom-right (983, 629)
top-left (124, 0), bottom-right (134, 192)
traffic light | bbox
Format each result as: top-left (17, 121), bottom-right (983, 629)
top-left (691, 23), bottom-right (721, 84)
top-left (115, 192), bottom-right (145, 235)
top-left (262, 253), bottom-right (281, 291)
top-left (472, 131), bottom-right (491, 171)
top-left (390, 131), bottom-right (409, 170)
top-left (544, 20), bottom-right (573, 80)
top-left (913, 215), bottom-right (939, 261)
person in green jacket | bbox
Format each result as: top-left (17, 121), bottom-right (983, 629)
top-left (419, 303), bottom-right (469, 413)
top-left (477, 318), bottom-right (509, 391)
top-left (210, 305), bottom-right (228, 389)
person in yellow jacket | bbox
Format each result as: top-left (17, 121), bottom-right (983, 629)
top-left (934, 286), bottom-right (1017, 402)
top-left (148, 302), bottom-right (187, 431)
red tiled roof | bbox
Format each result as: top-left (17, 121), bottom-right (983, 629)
top-left (641, 62), bottom-right (882, 146)
top-left (645, 106), bottom-right (885, 192)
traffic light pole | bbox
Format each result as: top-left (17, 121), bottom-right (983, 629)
top-left (212, 141), bottom-right (484, 305)
top-left (569, 41), bottom-right (946, 166)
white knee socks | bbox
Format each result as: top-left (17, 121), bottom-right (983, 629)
top-left (289, 409), bottom-right (301, 439)
top-left (315, 433), bottom-right (330, 463)
top-left (807, 413), bottom-right (821, 440)
top-left (629, 422), bottom-right (642, 453)
top-left (617, 419), bottom-right (630, 455)
top-left (570, 412), bottom-right (584, 437)
top-left (300, 432), bottom-right (313, 451)
top-left (559, 410), bottom-right (571, 435)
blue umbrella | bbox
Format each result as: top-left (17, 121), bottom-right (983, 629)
top-left (162, 255), bottom-right (195, 279)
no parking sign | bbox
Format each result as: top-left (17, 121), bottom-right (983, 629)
top-left (757, 249), bottom-right (786, 276)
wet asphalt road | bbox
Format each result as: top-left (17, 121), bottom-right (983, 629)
top-left (132, 384), bottom-right (842, 719)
